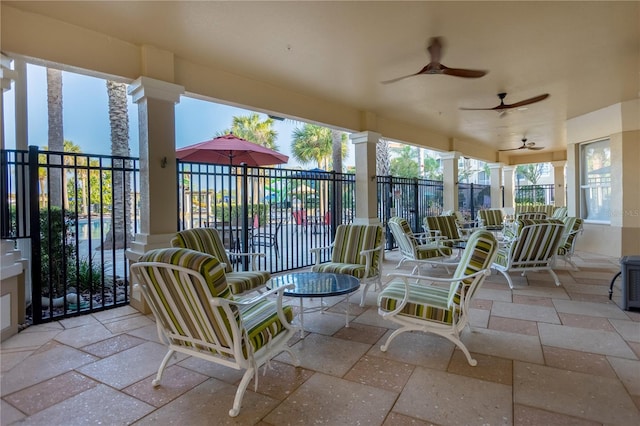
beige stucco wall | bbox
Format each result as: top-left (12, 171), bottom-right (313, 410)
top-left (566, 99), bottom-right (640, 257)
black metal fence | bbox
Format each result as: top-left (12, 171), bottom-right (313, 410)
top-left (1, 147), bottom-right (139, 323)
top-left (515, 184), bottom-right (555, 206)
top-left (3, 147), bottom-right (496, 323)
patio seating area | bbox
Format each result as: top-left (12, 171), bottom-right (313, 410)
top-left (2, 249), bottom-right (639, 425)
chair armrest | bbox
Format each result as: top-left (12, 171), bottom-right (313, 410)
top-left (227, 251), bottom-right (266, 271)
top-left (310, 243), bottom-right (334, 266)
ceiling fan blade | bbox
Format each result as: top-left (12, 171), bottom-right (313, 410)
top-left (498, 147), bottom-right (524, 152)
top-left (441, 66), bottom-right (487, 78)
top-left (505, 93), bottom-right (550, 109)
top-left (380, 73), bottom-right (422, 84)
top-left (527, 146), bottom-right (544, 150)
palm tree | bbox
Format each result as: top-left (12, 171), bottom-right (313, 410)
top-left (290, 124), bottom-right (333, 169)
top-left (331, 129), bottom-right (343, 173)
top-left (390, 146), bottom-right (419, 178)
top-left (47, 68), bottom-right (64, 207)
top-left (221, 113), bottom-right (279, 150)
top-left (376, 139), bottom-right (391, 176)
top-left (422, 156), bottom-right (443, 180)
top-left (101, 80), bottom-right (132, 250)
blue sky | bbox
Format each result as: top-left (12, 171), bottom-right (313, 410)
top-left (3, 63), bottom-right (354, 169)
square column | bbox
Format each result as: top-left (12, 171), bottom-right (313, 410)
top-left (488, 163), bottom-right (504, 208)
top-left (440, 152), bottom-right (460, 212)
top-left (350, 131), bottom-right (381, 225)
top-left (503, 166), bottom-right (516, 210)
top-left (551, 161), bottom-right (566, 206)
top-left (126, 76), bottom-right (184, 313)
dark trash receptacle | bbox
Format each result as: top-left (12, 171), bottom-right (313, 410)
top-left (610, 256), bottom-right (640, 311)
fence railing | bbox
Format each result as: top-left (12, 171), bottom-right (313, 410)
top-left (1, 147), bottom-right (139, 323)
top-left (515, 184), bottom-right (556, 206)
top-left (3, 147), bottom-right (497, 323)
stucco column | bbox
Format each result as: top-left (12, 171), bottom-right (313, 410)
top-left (503, 166), bottom-right (515, 210)
top-left (350, 131), bottom-right (381, 225)
top-left (551, 161), bottom-right (566, 207)
top-left (440, 152), bottom-right (459, 212)
top-left (488, 163), bottom-right (504, 209)
top-left (125, 76), bottom-right (184, 313)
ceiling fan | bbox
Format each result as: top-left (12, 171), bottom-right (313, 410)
top-left (460, 92), bottom-right (550, 114)
top-left (499, 138), bottom-right (544, 152)
top-left (381, 37), bottom-right (488, 84)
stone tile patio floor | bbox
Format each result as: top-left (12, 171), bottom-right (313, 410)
top-left (2, 250), bottom-right (639, 425)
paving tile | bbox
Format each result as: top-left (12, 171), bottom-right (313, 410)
top-left (469, 307), bottom-right (490, 328)
top-left (463, 327), bottom-right (544, 364)
top-left (542, 345), bottom-right (617, 378)
top-left (91, 305), bottom-right (140, 322)
top-left (470, 297), bottom-right (493, 310)
top-left (59, 314), bottom-right (100, 329)
top-left (343, 354), bottom-right (414, 392)
top-left (368, 329), bottom-right (455, 371)
top-left (393, 366), bottom-right (512, 425)
top-left (0, 344), bottom-right (97, 395)
top-left (352, 307), bottom-right (399, 329)
top-left (475, 287), bottom-right (513, 302)
top-left (53, 322), bottom-right (115, 348)
top-left (607, 356), bottom-right (640, 396)
top-left (3, 371), bottom-right (98, 415)
top-left (16, 384), bottom-right (154, 425)
top-left (81, 333), bottom-right (147, 357)
top-left (538, 323), bottom-right (637, 358)
top-left (491, 301), bottom-right (561, 324)
top-left (382, 411), bottom-right (435, 426)
top-left (126, 322), bottom-right (162, 343)
top-left (1, 399), bottom-right (26, 424)
top-left (332, 321), bottom-right (388, 345)
top-left (264, 372), bottom-right (397, 425)
top-left (489, 315), bottom-right (539, 336)
top-left (77, 341), bottom-right (185, 389)
top-left (0, 349), bottom-right (33, 372)
top-left (610, 318), bottom-right (640, 343)
top-left (447, 350), bottom-right (513, 385)
top-left (514, 404), bottom-right (601, 426)
top-left (512, 286), bottom-right (571, 300)
top-left (122, 364), bottom-right (209, 407)
top-left (277, 333), bottom-right (370, 377)
top-left (0, 329), bottom-right (62, 351)
top-left (101, 313), bottom-right (155, 334)
top-left (512, 294), bottom-right (555, 307)
top-left (559, 312), bottom-right (616, 331)
top-left (177, 354), bottom-right (246, 384)
top-left (514, 361), bottom-right (639, 424)
top-left (553, 299), bottom-right (630, 319)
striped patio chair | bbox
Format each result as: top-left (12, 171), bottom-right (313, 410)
top-left (423, 215), bottom-right (467, 250)
top-left (377, 230), bottom-right (498, 366)
top-left (477, 209), bottom-right (504, 232)
top-left (388, 217), bottom-right (453, 274)
top-left (311, 224), bottom-right (384, 306)
top-left (491, 219), bottom-right (565, 288)
top-left (552, 207), bottom-right (568, 219)
top-left (171, 228), bottom-right (270, 296)
top-left (556, 216), bottom-right (584, 270)
top-left (130, 248), bottom-right (299, 417)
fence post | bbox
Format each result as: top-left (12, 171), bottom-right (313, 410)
top-left (330, 171), bottom-right (338, 237)
top-left (469, 183), bottom-right (475, 221)
top-left (412, 178), bottom-right (419, 232)
top-left (385, 175), bottom-right (393, 250)
top-left (241, 164), bottom-right (249, 271)
top-left (28, 146), bottom-right (42, 324)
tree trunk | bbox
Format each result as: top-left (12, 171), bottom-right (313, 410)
top-left (376, 139), bottom-right (390, 176)
top-left (47, 68), bottom-right (64, 207)
top-left (101, 81), bottom-right (132, 250)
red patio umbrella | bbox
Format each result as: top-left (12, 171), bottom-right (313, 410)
top-left (176, 133), bottom-right (288, 166)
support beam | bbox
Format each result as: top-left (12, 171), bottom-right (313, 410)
top-left (488, 163), bottom-right (504, 209)
top-left (350, 131), bottom-right (381, 225)
top-left (503, 166), bottom-right (515, 210)
top-left (440, 151), bottom-right (460, 212)
top-left (551, 161), bottom-right (566, 207)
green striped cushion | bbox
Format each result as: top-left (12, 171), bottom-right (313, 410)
top-left (171, 228), bottom-right (233, 273)
top-left (389, 217), bottom-right (418, 253)
top-left (478, 209), bottom-right (504, 229)
top-left (312, 262), bottom-right (366, 278)
top-left (227, 271), bottom-right (271, 294)
top-left (559, 216), bottom-right (583, 252)
top-left (416, 244), bottom-right (452, 259)
top-left (552, 207), bottom-right (568, 219)
top-left (239, 298), bottom-right (294, 352)
top-left (424, 215), bottom-right (462, 243)
top-left (330, 224), bottom-right (382, 275)
top-left (379, 230), bottom-right (497, 323)
top-left (139, 248), bottom-right (237, 351)
top-left (498, 219), bottom-right (565, 266)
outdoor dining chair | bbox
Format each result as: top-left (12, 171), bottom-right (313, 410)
top-left (310, 223), bottom-right (384, 306)
top-left (130, 248), bottom-right (299, 417)
top-left (388, 216), bottom-right (453, 274)
top-left (171, 228), bottom-right (270, 296)
top-left (377, 230), bottom-right (498, 366)
top-left (250, 220), bottom-right (282, 260)
top-left (555, 216), bottom-right (584, 270)
top-left (491, 218), bottom-right (565, 288)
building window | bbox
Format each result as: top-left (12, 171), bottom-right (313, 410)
top-left (580, 139), bottom-right (610, 222)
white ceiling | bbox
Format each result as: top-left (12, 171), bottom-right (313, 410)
top-left (6, 1), bottom-right (640, 157)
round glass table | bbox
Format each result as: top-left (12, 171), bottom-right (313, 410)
top-left (268, 272), bottom-right (360, 338)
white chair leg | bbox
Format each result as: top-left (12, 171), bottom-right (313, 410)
top-left (548, 268), bottom-right (561, 286)
top-left (152, 349), bottom-right (175, 386)
top-left (380, 327), bottom-right (408, 352)
top-left (499, 270), bottom-right (515, 289)
top-left (229, 367), bottom-right (255, 417)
